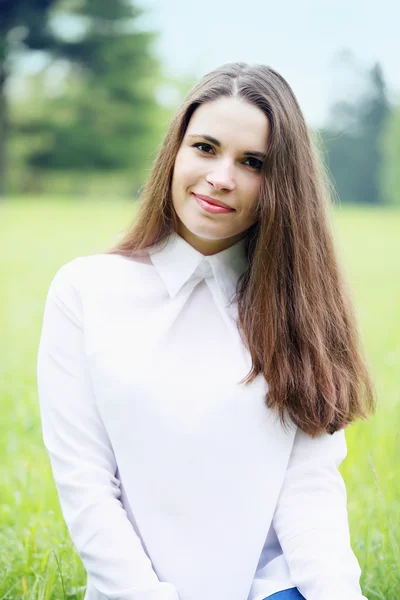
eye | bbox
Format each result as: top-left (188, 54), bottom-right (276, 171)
top-left (192, 142), bottom-right (215, 154)
top-left (244, 156), bottom-right (263, 170)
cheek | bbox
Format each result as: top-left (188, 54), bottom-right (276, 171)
top-left (186, 146), bottom-right (212, 183)
top-left (173, 150), bottom-right (197, 187)
top-left (172, 157), bottom-right (194, 210)
top-left (241, 179), bottom-right (260, 215)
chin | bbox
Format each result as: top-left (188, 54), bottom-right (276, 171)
top-left (182, 221), bottom-right (229, 241)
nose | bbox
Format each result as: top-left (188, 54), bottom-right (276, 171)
top-left (205, 159), bottom-right (236, 191)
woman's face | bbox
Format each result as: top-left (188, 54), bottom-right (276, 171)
top-left (171, 97), bottom-right (270, 255)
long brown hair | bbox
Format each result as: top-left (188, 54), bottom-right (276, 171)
top-left (107, 62), bottom-right (376, 437)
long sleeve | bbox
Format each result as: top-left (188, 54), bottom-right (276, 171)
top-left (272, 427), bottom-right (368, 600)
top-left (37, 260), bottom-right (179, 600)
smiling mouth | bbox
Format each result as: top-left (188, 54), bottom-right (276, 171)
top-left (193, 193), bottom-right (233, 210)
top-left (192, 193), bottom-right (234, 214)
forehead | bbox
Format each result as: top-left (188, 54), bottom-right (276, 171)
top-left (186, 97), bottom-right (270, 150)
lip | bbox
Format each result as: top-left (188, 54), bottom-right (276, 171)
top-left (192, 193), bottom-right (234, 211)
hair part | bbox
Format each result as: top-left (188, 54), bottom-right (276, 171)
top-left (107, 62), bottom-right (376, 437)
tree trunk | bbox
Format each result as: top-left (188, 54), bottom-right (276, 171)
top-left (0, 61), bottom-right (7, 199)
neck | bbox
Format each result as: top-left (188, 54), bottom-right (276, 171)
top-left (176, 222), bottom-right (245, 256)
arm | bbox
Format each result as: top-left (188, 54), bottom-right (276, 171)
top-left (37, 260), bottom-right (179, 600)
top-left (272, 426), bottom-right (368, 600)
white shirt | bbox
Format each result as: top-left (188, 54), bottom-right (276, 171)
top-left (37, 231), bottom-right (367, 600)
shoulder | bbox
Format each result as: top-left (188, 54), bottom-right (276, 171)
top-left (48, 255), bottom-right (103, 294)
top-left (49, 253), bottom-right (138, 286)
top-left (47, 252), bottom-right (152, 305)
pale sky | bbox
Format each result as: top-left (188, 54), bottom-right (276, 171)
top-left (136, 0), bottom-right (400, 128)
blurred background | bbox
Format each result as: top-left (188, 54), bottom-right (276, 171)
top-left (0, 1), bottom-right (399, 599)
top-left (1, 0), bottom-right (399, 201)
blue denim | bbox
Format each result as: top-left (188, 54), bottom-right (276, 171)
top-left (264, 587), bottom-right (306, 599)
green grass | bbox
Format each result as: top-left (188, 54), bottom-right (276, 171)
top-left (0, 198), bottom-right (399, 599)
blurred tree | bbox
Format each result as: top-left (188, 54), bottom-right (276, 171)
top-left (322, 57), bottom-right (391, 204)
top-left (21, 0), bottom-right (163, 192)
top-left (0, 0), bottom-right (59, 197)
top-left (380, 104), bottom-right (400, 206)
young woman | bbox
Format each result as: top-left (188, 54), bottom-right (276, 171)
top-left (37, 62), bottom-right (375, 600)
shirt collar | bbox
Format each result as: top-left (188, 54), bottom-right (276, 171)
top-left (148, 231), bottom-right (248, 306)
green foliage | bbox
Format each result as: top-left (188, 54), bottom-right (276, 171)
top-left (322, 61), bottom-right (391, 204)
top-left (0, 0), bottom-right (60, 195)
top-left (3, 0), bottom-right (180, 196)
top-left (22, 0), bottom-right (164, 179)
top-left (0, 0), bottom-right (58, 50)
top-left (8, 66), bottom-right (176, 195)
top-left (380, 105), bottom-right (400, 206)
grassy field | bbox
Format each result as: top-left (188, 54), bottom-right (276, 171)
top-left (0, 198), bottom-right (399, 599)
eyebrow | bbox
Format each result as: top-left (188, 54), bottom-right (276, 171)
top-left (187, 133), bottom-right (266, 159)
